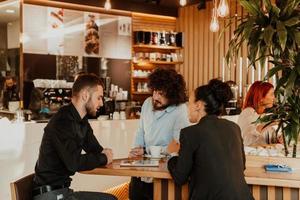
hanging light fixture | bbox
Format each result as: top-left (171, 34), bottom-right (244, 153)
top-left (210, 0), bottom-right (219, 32)
top-left (179, 0), bottom-right (187, 6)
top-left (217, 0), bottom-right (229, 17)
top-left (104, 0), bottom-right (111, 10)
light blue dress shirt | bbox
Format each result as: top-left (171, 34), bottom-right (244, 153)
top-left (134, 97), bottom-right (190, 153)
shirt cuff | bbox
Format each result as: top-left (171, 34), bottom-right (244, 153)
top-left (169, 152), bottom-right (179, 157)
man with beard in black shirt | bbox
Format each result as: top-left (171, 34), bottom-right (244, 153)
top-left (33, 74), bottom-right (116, 200)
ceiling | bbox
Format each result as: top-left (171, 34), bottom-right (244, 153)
top-left (56, 0), bottom-right (204, 16)
top-left (0, 0), bottom-right (19, 24)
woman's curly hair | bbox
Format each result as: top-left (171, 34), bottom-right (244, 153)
top-left (148, 68), bottom-right (187, 106)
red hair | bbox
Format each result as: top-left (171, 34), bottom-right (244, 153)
top-left (243, 81), bottom-right (274, 112)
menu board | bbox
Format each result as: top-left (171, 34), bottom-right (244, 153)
top-left (23, 4), bottom-right (131, 59)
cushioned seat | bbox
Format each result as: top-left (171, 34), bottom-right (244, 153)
top-left (10, 173), bottom-right (34, 200)
top-left (104, 182), bottom-right (129, 200)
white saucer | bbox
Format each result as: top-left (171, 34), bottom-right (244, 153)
top-left (144, 154), bottom-right (165, 159)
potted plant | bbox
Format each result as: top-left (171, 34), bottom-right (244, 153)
top-left (226, 0), bottom-right (300, 157)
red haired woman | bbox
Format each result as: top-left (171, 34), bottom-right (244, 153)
top-left (237, 81), bottom-right (277, 146)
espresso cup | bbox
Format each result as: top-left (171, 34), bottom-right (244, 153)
top-left (120, 111), bottom-right (126, 120)
top-left (149, 146), bottom-right (161, 158)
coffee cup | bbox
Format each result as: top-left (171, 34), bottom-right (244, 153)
top-left (120, 111), bottom-right (126, 120)
top-left (112, 111), bottom-right (120, 120)
top-left (149, 146), bottom-right (161, 158)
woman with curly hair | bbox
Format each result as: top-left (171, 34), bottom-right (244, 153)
top-left (128, 68), bottom-right (190, 200)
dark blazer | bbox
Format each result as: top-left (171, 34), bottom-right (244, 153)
top-left (168, 115), bottom-right (254, 200)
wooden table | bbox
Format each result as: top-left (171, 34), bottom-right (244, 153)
top-left (81, 158), bottom-right (188, 200)
top-left (81, 156), bottom-right (300, 200)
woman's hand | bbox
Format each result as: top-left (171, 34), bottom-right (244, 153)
top-left (167, 139), bottom-right (180, 154)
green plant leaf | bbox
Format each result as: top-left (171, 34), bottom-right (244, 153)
top-left (286, 69), bottom-right (297, 96)
top-left (263, 0), bottom-right (272, 12)
top-left (277, 21), bottom-right (287, 50)
top-left (239, 0), bottom-right (261, 16)
top-left (271, 4), bottom-right (281, 17)
top-left (265, 64), bottom-right (285, 79)
top-left (295, 31), bottom-right (300, 47)
top-left (284, 16), bottom-right (300, 27)
top-left (282, 0), bottom-right (300, 17)
top-left (243, 18), bottom-right (255, 40)
top-left (263, 25), bottom-right (275, 45)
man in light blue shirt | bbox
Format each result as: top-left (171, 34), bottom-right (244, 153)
top-left (128, 68), bottom-right (190, 200)
top-left (133, 96), bottom-right (189, 154)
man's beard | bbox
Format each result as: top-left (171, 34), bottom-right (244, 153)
top-left (86, 99), bottom-right (97, 116)
top-left (152, 99), bottom-right (169, 111)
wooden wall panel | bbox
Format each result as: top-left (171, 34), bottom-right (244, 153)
top-left (132, 13), bottom-right (176, 31)
top-left (177, 0), bottom-right (275, 98)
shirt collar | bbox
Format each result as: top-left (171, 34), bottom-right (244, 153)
top-left (69, 103), bottom-right (88, 123)
top-left (198, 114), bottom-right (218, 123)
top-left (153, 104), bottom-right (177, 119)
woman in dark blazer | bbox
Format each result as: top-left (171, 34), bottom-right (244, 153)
top-left (167, 79), bottom-right (254, 200)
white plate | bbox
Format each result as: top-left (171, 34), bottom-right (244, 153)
top-left (144, 154), bottom-right (165, 159)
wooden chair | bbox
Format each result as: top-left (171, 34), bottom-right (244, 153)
top-left (10, 173), bottom-right (34, 200)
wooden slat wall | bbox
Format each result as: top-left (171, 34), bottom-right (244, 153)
top-left (132, 12), bottom-right (176, 32)
top-left (176, 0), bottom-right (274, 97)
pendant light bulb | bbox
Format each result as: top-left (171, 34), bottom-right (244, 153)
top-left (104, 0), bottom-right (111, 10)
top-left (210, 9), bottom-right (220, 32)
top-left (179, 0), bottom-right (187, 6)
top-left (217, 0), bottom-right (229, 17)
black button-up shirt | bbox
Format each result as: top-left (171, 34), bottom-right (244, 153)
top-left (34, 103), bottom-right (107, 187)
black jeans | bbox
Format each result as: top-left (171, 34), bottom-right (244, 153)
top-left (33, 188), bottom-right (117, 200)
top-left (129, 177), bottom-right (153, 200)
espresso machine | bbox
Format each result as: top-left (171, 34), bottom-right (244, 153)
top-left (225, 81), bottom-right (241, 115)
top-left (97, 58), bottom-right (114, 117)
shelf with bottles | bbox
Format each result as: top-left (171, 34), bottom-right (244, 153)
top-left (133, 52), bottom-right (183, 65)
top-left (133, 31), bottom-right (183, 49)
top-left (36, 87), bottom-right (72, 114)
top-left (131, 31), bottom-right (183, 103)
top-left (133, 44), bottom-right (182, 50)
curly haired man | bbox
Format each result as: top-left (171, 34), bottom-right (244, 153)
top-left (128, 68), bottom-right (190, 200)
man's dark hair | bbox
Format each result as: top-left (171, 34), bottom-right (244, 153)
top-left (148, 68), bottom-right (187, 105)
top-left (72, 73), bottom-right (103, 97)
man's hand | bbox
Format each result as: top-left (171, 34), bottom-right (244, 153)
top-left (167, 139), bottom-right (180, 154)
top-left (102, 148), bottom-right (113, 165)
top-left (128, 146), bottom-right (144, 158)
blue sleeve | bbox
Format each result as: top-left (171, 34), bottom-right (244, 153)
top-left (173, 103), bottom-right (190, 141)
top-left (133, 99), bottom-right (147, 147)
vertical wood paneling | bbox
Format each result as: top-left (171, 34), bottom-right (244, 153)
top-left (198, 8), bottom-right (205, 86)
top-left (168, 180), bottom-right (175, 200)
top-left (203, 3), bottom-right (209, 84)
top-left (153, 178), bottom-right (162, 200)
top-left (283, 187), bottom-right (292, 200)
top-left (181, 184), bottom-right (189, 200)
top-left (267, 186), bottom-right (275, 200)
top-left (253, 185), bottom-right (261, 200)
top-left (177, 0), bottom-right (268, 99)
top-left (184, 7), bottom-right (189, 90)
top-left (193, 5), bottom-right (199, 91)
top-left (188, 5), bottom-right (194, 94)
top-left (178, 8), bottom-right (184, 75)
top-left (208, 3), bottom-right (214, 81)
